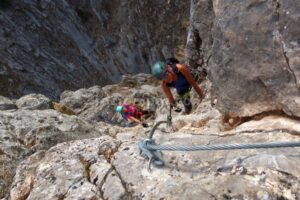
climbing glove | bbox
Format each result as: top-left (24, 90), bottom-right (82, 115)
top-left (142, 122), bottom-right (149, 128)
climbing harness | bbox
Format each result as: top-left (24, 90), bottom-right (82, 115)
top-left (138, 107), bottom-right (300, 171)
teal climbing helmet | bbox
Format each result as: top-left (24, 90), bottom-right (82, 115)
top-left (151, 61), bottom-right (167, 79)
top-left (116, 106), bottom-right (123, 113)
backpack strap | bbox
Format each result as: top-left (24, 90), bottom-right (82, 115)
top-left (170, 63), bottom-right (179, 74)
top-left (166, 58), bottom-right (180, 74)
top-left (172, 64), bottom-right (196, 79)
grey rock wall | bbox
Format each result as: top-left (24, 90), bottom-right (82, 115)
top-left (2, 0), bottom-right (300, 118)
top-left (2, 0), bottom-right (300, 199)
top-left (185, 0), bottom-right (214, 69)
top-left (186, 0), bottom-right (300, 117)
top-left (0, 0), bottom-right (189, 98)
top-left (211, 0), bottom-right (300, 117)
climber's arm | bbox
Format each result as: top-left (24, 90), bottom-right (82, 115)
top-left (128, 116), bottom-right (142, 125)
top-left (177, 64), bottom-right (205, 98)
top-left (161, 81), bottom-right (175, 105)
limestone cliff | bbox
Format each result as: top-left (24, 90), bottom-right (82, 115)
top-left (186, 0), bottom-right (300, 117)
top-left (1, 1), bottom-right (300, 199)
top-left (2, 0), bottom-right (300, 118)
top-left (0, 0), bottom-right (189, 98)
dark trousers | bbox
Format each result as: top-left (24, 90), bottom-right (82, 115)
top-left (179, 90), bottom-right (192, 114)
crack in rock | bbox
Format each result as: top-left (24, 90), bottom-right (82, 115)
top-left (273, 0), bottom-right (298, 87)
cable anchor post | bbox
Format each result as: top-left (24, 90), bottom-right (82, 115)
top-left (138, 139), bottom-right (164, 172)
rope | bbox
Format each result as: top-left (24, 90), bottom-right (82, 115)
top-left (145, 141), bottom-right (300, 151)
top-left (139, 117), bottom-right (300, 170)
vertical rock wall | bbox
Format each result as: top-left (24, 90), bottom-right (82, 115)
top-left (0, 0), bottom-right (189, 98)
top-left (2, 0), bottom-right (300, 117)
top-left (185, 0), bottom-right (214, 69)
top-left (187, 0), bottom-right (300, 117)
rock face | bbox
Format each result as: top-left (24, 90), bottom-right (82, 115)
top-left (185, 0), bottom-right (300, 117)
top-left (0, 74), bottom-right (166, 198)
top-left (185, 0), bottom-right (215, 69)
top-left (0, 96), bottom-right (17, 110)
top-left (9, 136), bottom-right (121, 200)
top-left (0, 107), bottom-right (105, 197)
top-left (4, 81), bottom-right (300, 199)
top-left (15, 93), bottom-right (51, 110)
top-left (2, 75), bottom-right (300, 199)
top-left (1, 0), bottom-right (300, 198)
top-left (1, 0), bottom-right (300, 118)
top-left (207, 0), bottom-right (300, 117)
top-left (0, 0), bottom-right (189, 98)
top-left (60, 74), bottom-right (165, 125)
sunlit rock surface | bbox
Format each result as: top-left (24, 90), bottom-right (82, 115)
top-left (208, 0), bottom-right (300, 117)
top-left (185, 0), bottom-right (300, 117)
top-left (0, 108), bottom-right (104, 197)
top-left (1, 74), bottom-right (300, 199)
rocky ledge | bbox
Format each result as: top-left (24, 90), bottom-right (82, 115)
top-left (0, 74), bottom-right (299, 199)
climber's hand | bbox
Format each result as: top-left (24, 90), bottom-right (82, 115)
top-left (142, 122), bottom-right (149, 128)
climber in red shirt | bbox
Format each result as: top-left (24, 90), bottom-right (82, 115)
top-left (116, 103), bottom-right (150, 127)
top-left (151, 58), bottom-right (205, 114)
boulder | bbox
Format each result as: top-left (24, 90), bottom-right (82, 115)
top-left (0, 96), bottom-right (17, 110)
top-left (0, 109), bottom-right (104, 197)
top-left (16, 94), bottom-right (51, 110)
top-left (60, 85), bottom-right (106, 113)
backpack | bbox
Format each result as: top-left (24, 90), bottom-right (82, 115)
top-left (165, 57), bottom-right (197, 79)
top-left (169, 63), bottom-right (198, 79)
